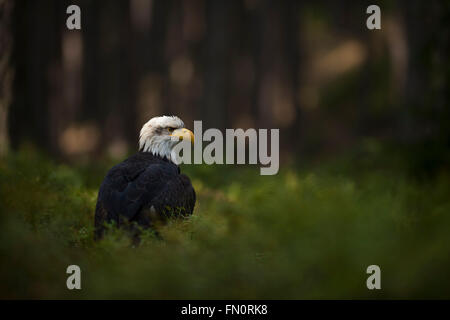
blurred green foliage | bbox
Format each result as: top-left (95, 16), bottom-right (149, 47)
top-left (0, 146), bottom-right (449, 299)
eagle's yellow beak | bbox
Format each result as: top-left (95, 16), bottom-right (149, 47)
top-left (171, 128), bottom-right (194, 144)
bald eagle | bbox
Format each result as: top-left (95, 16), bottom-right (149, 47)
top-left (94, 116), bottom-right (196, 241)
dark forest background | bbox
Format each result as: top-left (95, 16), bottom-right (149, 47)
top-left (1, 0), bottom-right (450, 299)
top-left (1, 0), bottom-right (449, 169)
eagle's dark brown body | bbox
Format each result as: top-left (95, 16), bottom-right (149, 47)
top-left (94, 152), bottom-right (196, 240)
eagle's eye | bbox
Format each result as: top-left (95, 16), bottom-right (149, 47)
top-left (167, 127), bottom-right (176, 133)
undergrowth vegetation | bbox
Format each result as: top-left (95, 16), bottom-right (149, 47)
top-left (0, 146), bottom-right (449, 298)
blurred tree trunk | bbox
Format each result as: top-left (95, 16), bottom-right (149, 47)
top-left (96, 1), bottom-right (132, 154)
top-left (0, 0), bottom-right (13, 156)
top-left (283, 0), bottom-right (303, 156)
top-left (81, 0), bottom-right (100, 124)
top-left (403, 1), bottom-right (450, 143)
top-left (10, 0), bottom-right (62, 154)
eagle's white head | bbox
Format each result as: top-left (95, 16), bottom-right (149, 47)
top-left (139, 116), bottom-right (194, 162)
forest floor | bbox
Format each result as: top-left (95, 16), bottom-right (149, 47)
top-left (1, 145), bottom-right (449, 299)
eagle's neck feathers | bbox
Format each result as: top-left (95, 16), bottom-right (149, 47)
top-left (140, 135), bottom-right (175, 163)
